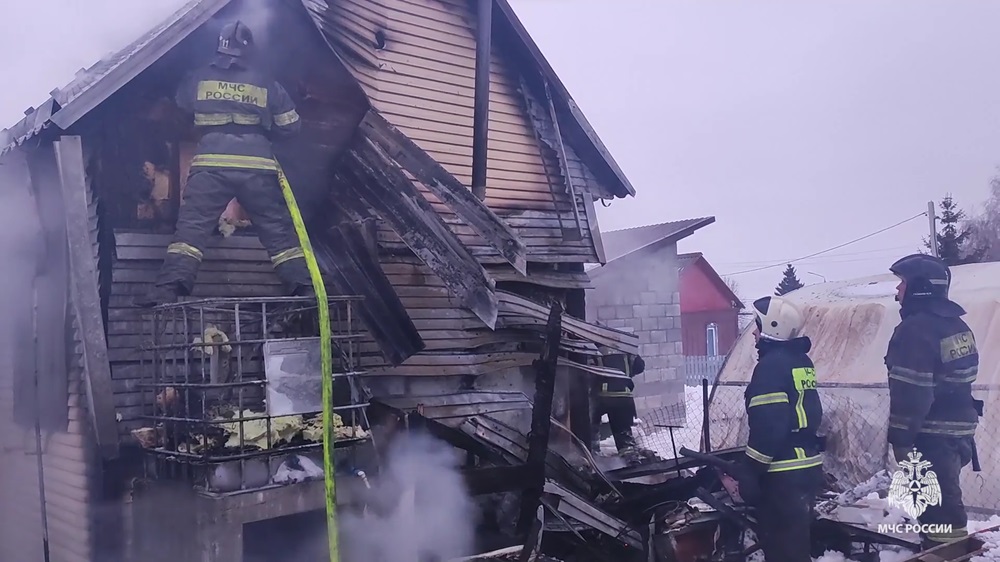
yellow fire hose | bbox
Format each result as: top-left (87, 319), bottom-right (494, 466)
top-left (276, 164), bottom-right (339, 562)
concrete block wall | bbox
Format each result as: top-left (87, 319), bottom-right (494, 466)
top-left (586, 243), bottom-right (685, 423)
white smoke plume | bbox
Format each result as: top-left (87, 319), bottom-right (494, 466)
top-left (340, 432), bottom-right (478, 562)
top-left (0, 0), bottom-right (190, 126)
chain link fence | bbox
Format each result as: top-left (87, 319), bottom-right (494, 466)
top-left (632, 381), bottom-right (1000, 514)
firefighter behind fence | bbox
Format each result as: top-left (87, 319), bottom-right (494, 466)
top-left (737, 295), bottom-right (824, 562)
top-left (886, 253), bottom-right (980, 549)
top-left (590, 344), bottom-right (644, 453)
top-left (138, 20), bottom-right (313, 307)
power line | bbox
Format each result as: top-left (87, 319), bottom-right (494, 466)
top-left (716, 245), bottom-right (918, 267)
top-left (723, 212), bottom-right (927, 276)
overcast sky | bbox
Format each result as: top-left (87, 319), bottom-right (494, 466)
top-left (2, 0), bottom-right (999, 299)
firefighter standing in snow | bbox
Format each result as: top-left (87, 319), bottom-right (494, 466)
top-left (739, 296), bottom-right (824, 562)
top-left (138, 21), bottom-right (312, 307)
top-left (591, 348), bottom-right (644, 452)
top-left (885, 253), bottom-right (980, 549)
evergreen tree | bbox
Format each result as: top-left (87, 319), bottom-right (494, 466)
top-left (775, 264), bottom-right (804, 296)
top-left (927, 195), bottom-right (987, 266)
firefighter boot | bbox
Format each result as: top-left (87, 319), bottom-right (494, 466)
top-left (135, 283), bottom-right (181, 308)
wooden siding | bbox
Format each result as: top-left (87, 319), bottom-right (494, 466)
top-left (308, 0), bottom-right (601, 263)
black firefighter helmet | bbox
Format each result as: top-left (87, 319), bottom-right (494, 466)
top-left (890, 253), bottom-right (950, 301)
top-left (218, 21), bottom-right (254, 57)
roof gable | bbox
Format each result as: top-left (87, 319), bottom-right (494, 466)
top-left (599, 217), bottom-right (715, 264)
top-left (678, 252), bottom-right (744, 309)
top-left (0, 0), bottom-right (232, 156)
top-left (0, 0), bottom-right (637, 200)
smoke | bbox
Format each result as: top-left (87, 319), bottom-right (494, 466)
top-left (218, 0), bottom-right (280, 50)
top-left (340, 432), bottom-right (478, 562)
top-left (0, 0), bottom-right (190, 126)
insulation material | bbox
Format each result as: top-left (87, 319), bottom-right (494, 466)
top-left (219, 198), bottom-right (250, 237)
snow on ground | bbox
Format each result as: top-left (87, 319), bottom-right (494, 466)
top-left (597, 386), bottom-right (706, 458)
top-left (594, 387), bottom-right (1000, 561)
top-left (812, 474), bottom-right (1000, 561)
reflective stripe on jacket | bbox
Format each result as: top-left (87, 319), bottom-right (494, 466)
top-left (177, 57), bottom-right (301, 172)
top-left (885, 298), bottom-right (980, 447)
top-left (744, 336), bottom-right (824, 473)
top-left (595, 353), bottom-right (643, 399)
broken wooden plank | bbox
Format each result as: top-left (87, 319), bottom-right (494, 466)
top-left (310, 209), bottom-right (425, 365)
top-left (359, 109), bottom-right (528, 275)
top-left (542, 479), bottom-right (643, 549)
top-left (496, 290), bottom-right (639, 354)
top-left (365, 351), bottom-right (538, 376)
top-left (543, 79), bottom-right (584, 241)
top-left (55, 136), bottom-right (120, 459)
top-left (372, 391), bottom-right (530, 420)
top-left (343, 135), bottom-right (499, 328)
top-left (484, 264), bottom-right (593, 290)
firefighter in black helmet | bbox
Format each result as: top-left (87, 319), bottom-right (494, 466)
top-left (738, 295), bottom-right (824, 562)
top-left (137, 20), bottom-right (312, 307)
top-left (885, 253), bottom-right (980, 549)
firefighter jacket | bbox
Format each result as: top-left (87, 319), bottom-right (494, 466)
top-left (176, 56), bottom-right (302, 173)
top-left (885, 298), bottom-right (979, 448)
top-left (744, 336), bottom-right (824, 474)
top-left (595, 353), bottom-right (645, 399)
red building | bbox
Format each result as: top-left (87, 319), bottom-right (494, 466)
top-left (678, 253), bottom-right (744, 357)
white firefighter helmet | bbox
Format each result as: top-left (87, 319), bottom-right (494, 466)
top-left (751, 296), bottom-right (804, 342)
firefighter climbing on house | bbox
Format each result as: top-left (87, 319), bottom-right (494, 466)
top-left (137, 20), bottom-right (313, 307)
top-left (738, 295), bottom-right (824, 562)
top-left (885, 253), bottom-right (981, 550)
top-left (590, 341), bottom-right (645, 454)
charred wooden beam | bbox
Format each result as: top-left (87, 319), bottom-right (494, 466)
top-left (517, 74), bottom-right (570, 239)
top-left (54, 136), bottom-right (120, 459)
top-left (518, 300), bottom-right (563, 535)
top-left (472, 0), bottom-right (493, 201)
top-left (543, 80), bottom-right (584, 241)
top-left (23, 145), bottom-right (70, 432)
top-left (359, 110), bottom-right (527, 275)
top-left (564, 283), bottom-right (592, 447)
top-left (309, 202), bottom-right (425, 365)
top-left (344, 136), bottom-right (500, 328)
top-left (497, 290), bottom-right (640, 355)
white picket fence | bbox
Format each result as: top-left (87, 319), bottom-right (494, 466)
top-left (684, 355), bottom-right (727, 386)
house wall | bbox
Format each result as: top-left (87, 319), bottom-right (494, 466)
top-left (679, 260), bottom-right (736, 314)
top-left (586, 243), bottom-right (685, 424)
top-left (308, 0), bottom-right (604, 264)
top-left (681, 309), bottom-right (740, 357)
top-left (679, 261), bottom-right (740, 356)
top-left (0, 146), bottom-right (99, 562)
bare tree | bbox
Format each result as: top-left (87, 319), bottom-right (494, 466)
top-left (968, 174), bottom-right (1000, 262)
top-left (723, 276), bottom-right (755, 329)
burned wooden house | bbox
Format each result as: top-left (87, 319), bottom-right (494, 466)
top-left (0, 0), bottom-right (641, 560)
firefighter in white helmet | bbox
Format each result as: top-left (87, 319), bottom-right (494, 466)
top-left (738, 295), bottom-right (825, 562)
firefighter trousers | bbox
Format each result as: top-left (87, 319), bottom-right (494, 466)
top-left (914, 435), bottom-right (973, 548)
top-left (591, 397), bottom-right (637, 452)
top-left (155, 168), bottom-right (311, 295)
top-left (755, 466), bottom-right (822, 562)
